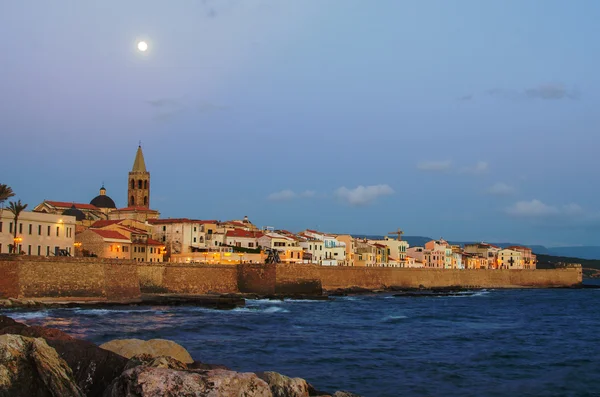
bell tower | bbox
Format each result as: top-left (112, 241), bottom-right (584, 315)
top-left (128, 145), bottom-right (150, 208)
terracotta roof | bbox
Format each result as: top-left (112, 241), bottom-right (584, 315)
top-left (46, 201), bottom-right (99, 210)
top-left (115, 206), bottom-right (159, 212)
top-left (91, 220), bottom-right (122, 228)
top-left (226, 230), bottom-right (263, 238)
top-left (147, 218), bottom-right (217, 225)
top-left (91, 229), bottom-right (130, 241)
top-left (146, 238), bottom-right (164, 246)
top-left (506, 245), bottom-right (531, 251)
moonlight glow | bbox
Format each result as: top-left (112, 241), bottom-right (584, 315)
top-left (137, 41), bottom-right (148, 52)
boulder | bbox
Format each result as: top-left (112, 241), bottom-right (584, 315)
top-left (0, 334), bottom-right (83, 397)
top-left (103, 367), bottom-right (272, 397)
top-left (100, 338), bottom-right (194, 363)
top-left (257, 371), bottom-right (310, 397)
top-left (0, 315), bottom-right (127, 397)
top-left (332, 392), bottom-right (362, 397)
top-left (124, 354), bottom-right (188, 371)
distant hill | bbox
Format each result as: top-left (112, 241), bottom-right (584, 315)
top-left (350, 234), bottom-right (600, 260)
top-left (536, 254), bottom-right (600, 278)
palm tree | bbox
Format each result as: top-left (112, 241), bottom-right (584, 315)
top-left (7, 200), bottom-right (27, 254)
top-left (0, 184), bottom-right (15, 210)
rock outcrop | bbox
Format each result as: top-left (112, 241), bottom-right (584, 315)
top-left (257, 371), bottom-right (310, 397)
top-left (0, 315), bottom-right (127, 397)
top-left (99, 338), bottom-right (194, 364)
top-left (103, 367), bottom-right (272, 397)
top-left (0, 334), bottom-right (83, 397)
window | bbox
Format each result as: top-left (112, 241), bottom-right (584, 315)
top-left (37, 246), bottom-right (41, 256)
top-left (194, 227), bottom-right (197, 232)
top-left (193, 237), bottom-right (197, 243)
top-left (47, 226), bottom-right (51, 236)
top-left (138, 180), bottom-right (142, 189)
top-left (38, 225), bottom-right (41, 235)
top-left (143, 196), bottom-right (147, 205)
top-left (28, 224), bottom-right (32, 235)
top-left (28, 245), bottom-right (31, 255)
top-left (9, 222), bottom-right (12, 233)
top-left (131, 179), bottom-right (135, 189)
top-left (141, 247), bottom-right (145, 253)
top-left (249, 242), bottom-right (254, 247)
top-left (0, 222), bottom-right (2, 233)
top-left (162, 236), bottom-right (166, 242)
top-left (144, 180), bottom-right (148, 189)
top-left (123, 246), bottom-right (129, 253)
top-left (46, 246), bottom-right (50, 256)
top-left (130, 196), bottom-right (135, 206)
top-left (19, 223), bottom-right (22, 234)
top-left (56, 227), bottom-right (59, 237)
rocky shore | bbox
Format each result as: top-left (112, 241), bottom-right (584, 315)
top-left (0, 315), bottom-right (361, 397)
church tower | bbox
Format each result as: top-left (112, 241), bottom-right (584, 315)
top-left (128, 145), bottom-right (150, 208)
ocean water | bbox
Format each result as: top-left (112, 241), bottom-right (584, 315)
top-left (3, 286), bottom-right (600, 397)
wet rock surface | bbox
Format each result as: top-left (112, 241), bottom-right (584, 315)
top-left (99, 338), bottom-right (194, 364)
top-left (0, 334), bottom-right (83, 397)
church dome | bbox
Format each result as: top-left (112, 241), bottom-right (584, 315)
top-left (90, 186), bottom-right (117, 209)
top-left (62, 204), bottom-right (85, 221)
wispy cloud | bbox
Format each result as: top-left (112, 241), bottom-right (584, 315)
top-left (417, 161), bottom-right (452, 172)
top-left (334, 184), bottom-right (394, 206)
top-left (267, 189), bottom-right (316, 201)
top-left (505, 199), bottom-right (582, 218)
top-left (460, 161), bottom-right (488, 175)
top-left (486, 83), bottom-right (579, 101)
top-left (267, 189), bottom-right (297, 201)
top-left (486, 182), bottom-right (515, 196)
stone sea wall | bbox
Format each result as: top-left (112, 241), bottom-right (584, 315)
top-left (0, 255), bottom-right (582, 300)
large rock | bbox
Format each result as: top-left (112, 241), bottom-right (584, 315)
top-left (124, 354), bottom-right (188, 371)
top-left (0, 315), bottom-right (127, 397)
top-left (332, 392), bottom-right (362, 397)
top-left (0, 334), bottom-right (83, 397)
top-left (257, 371), bottom-right (310, 397)
top-left (100, 338), bottom-right (194, 364)
top-left (103, 367), bottom-right (272, 397)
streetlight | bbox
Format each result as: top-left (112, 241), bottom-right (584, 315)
top-left (13, 236), bottom-right (22, 254)
top-left (74, 242), bottom-right (82, 257)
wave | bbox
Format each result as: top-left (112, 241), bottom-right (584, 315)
top-left (382, 315), bottom-right (408, 323)
top-left (250, 299), bottom-right (284, 304)
top-left (232, 306), bottom-right (290, 314)
top-left (5, 311), bottom-right (49, 320)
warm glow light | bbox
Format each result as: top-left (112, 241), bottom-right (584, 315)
top-left (137, 41), bottom-right (148, 52)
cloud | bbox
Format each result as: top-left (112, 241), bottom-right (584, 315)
top-left (486, 84), bottom-right (579, 101)
top-left (505, 199), bottom-right (583, 218)
top-left (417, 161), bottom-right (452, 172)
top-left (300, 190), bottom-right (316, 198)
top-left (486, 182), bottom-right (515, 196)
top-left (525, 84), bottom-right (579, 100)
top-left (461, 161), bottom-right (488, 175)
top-left (267, 189), bottom-right (297, 201)
top-left (334, 184), bottom-right (394, 206)
top-left (267, 189), bottom-right (317, 201)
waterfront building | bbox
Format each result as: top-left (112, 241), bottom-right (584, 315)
top-left (258, 232), bottom-right (303, 263)
top-left (368, 236), bottom-right (409, 266)
top-left (299, 230), bottom-right (346, 266)
top-left (225, 229), bottom-right (263, 249)
top-left (497, 248), bottom-right (524, 269)
top-left (334, 234), bottom-right (356, 266)
top-left (0, 211), bottom-right (76, 256)
top-left (407, 246), bottom-right (426, 263)
top-left (425, 239), bottom-right (453, 268)
top-left (462, 253), bottom-right (486, 269)
top-left (75, 229), bottom-right (131, 259)
top-left (506, 246), bottom-right (537, 269)
top-left (464, 242), bottom-right (501, 269)
top-left (148, 218), bottom-right (218, 258)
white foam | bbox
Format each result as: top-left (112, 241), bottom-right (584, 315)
top-left (5, 311), bottom-right (48, 320)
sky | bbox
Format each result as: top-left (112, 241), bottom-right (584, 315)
top-left (1, 1), bottom-right (599, 246)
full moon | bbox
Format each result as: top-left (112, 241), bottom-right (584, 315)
top-left (137, 41), bottom-right (148, 52)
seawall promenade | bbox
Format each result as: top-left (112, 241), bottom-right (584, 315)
top-left (0, 255), bottom-right (583, 301)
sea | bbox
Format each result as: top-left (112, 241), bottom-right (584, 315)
top-left (2, 283), bottom-right (600, 397)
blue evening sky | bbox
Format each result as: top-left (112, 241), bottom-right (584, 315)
top-left (1, 1), bottom-right (599, 246)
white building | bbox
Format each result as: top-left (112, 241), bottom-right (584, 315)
top-left (0, 211), bottom-right (76, 256)
top-left (299, 230), bottom-right (346, 266)
top-left (148, 218), bottom-right (218, 255)
top-left (368, 236), bottom-right (409, 266)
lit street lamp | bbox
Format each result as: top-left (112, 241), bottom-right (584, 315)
top-left (74, 242), bottom-right (82, 256)
top-left (13, 236), bottom-right (22, 254)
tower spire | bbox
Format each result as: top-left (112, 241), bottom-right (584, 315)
top-left (132, 145), bottom-right (147, 172)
